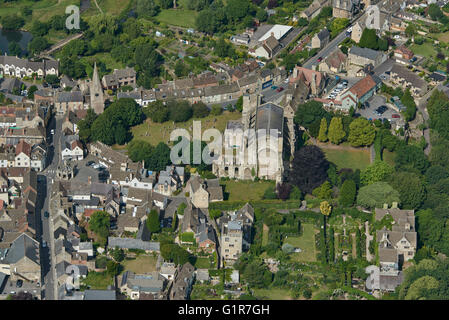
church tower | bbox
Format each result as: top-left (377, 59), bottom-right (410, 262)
top-left (90, 62), bottom-right (104, 114)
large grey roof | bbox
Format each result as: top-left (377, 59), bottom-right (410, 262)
top-left (84, 289), bottom-right (116, 300)
top-left (56, 91), bottom-right (83, 103)
top-left (4, 233), bottom-right (39, 264)
top-left (256, 103), bottom-right (284, 135)
top-left (108, 237), bottom-right (160, 251)
top-left (350, 46), bottom-right (383, 61)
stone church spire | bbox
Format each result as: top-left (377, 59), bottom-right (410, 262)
top-left (90, 62), bottom-right (104, 114)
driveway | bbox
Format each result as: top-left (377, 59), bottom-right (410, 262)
top-left (358, 95), bottom-right (401, 122)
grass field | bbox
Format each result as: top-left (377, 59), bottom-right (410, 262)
top-left (410, 42), bottom-right (437, 58)
top-left (433, 31), bottom-right (449, 43)
top-left (253, 288), bottom-right (292, 300)
top-left (82, 271), bottom-right (113, 289)
top-left (221, 180), bottom-right (274, 201)
top-left (0, 0), bottom-right (81, 29)
top-left (156, 9), bottom-right (198, 28)
top-left (122, 255), bottom-right (158, 274)
top-left (321, 146), bottom-right (370, 170)
top-left (193, 257), bottom-right (213, 269)
top-left (284, 224), bottom-right (317, 262)
top-left (131, 111), bottom-right (242, 146)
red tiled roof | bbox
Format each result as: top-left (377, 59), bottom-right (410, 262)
top-left (349, 75), bottom-right (377, 99)
top-left (16, 139), bottom-right (31, 157)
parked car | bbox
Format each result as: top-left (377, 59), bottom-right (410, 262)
top-left (271, 85), bottom-right (278, 90)
top-left (86, 161), bottom-right (95, 167)
top-left (16, 280), bottom-right (23, 288)
top-left (392, 114), bottom-right (400, 118)
top-left (44, 211), bottom-right (49, 218)
top-left (42, 240), bottom-right (47, 248)
top-left (317, 57), bottom-right (323, 62)
top-left (276, 87), bottom-right (284, 92)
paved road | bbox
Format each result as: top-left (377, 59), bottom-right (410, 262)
top-left (40, 115), bottom-right (64, 300)
top-left (417, 84), bottom-right (441, 156)
top-left (303, 13), bottom-right (365, 70)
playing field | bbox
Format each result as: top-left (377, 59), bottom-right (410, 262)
top-left (284, 224), bottom-right (317, 262)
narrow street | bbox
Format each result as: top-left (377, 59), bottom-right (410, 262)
top-left (40, 115), bottom-right (64, 300)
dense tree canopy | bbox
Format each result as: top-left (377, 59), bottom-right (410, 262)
top-left (290, 146), bottom-right (329, 194)
top-left (348, 118), bottom-right (375, 147)
top-left (356, 182), bottom-right (400, 208)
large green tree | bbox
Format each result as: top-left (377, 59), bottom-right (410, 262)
top-left (348, 118), bottom-right (375, 147)
top-left (360, 160), bottom-right (394, 185)
top-left (356, 182), bottom-right (400, 208)
top-left (328, 117), bottom-right (346, 144)
top-left (146, 209), bottom-right (161, 233)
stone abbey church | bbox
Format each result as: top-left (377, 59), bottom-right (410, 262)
top-left (212, 89), bottom-right (299, 183)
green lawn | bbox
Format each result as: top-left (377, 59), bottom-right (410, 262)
top-left (122, 255), bottom-right (158, 274)
top-left (253, 288), bottom-right (292, 300)
top-left (156, 9), bottom-right (198, 28)
top-left (410, 42), bottom-right (437, 58)
top-left (221, 180), bottom-right (274, 201)
top-left (0, 0), bottom-right (81, 29)
top-left (131, 111), bottom-right (241, 147)
top-left (193, 257), bottom-right (213, 269)
top-left (82, 271), bottom-right (113, 290)
top-left (284, 224), bottom-right (317, 262)
top-left (321, 146), bottom-right (370, 170)
top-left (180, 232), bottom-right (195, 243)
top-left (382, 150), bottom-right (396, 167)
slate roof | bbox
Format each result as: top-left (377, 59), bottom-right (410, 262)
top-left (84, 289), bottom-right (116, 300)
top-left (4, 233), bottom-right (39, 264)
top-left (56, 91), bottom-right (83, 103)
top-left (256, 102), bottom-right (284, 136)
top-left (316, 28), bottom-right (330, 41)
top-left (390, 64), bottom-right (426, 89)
top-left (350, 46), bottom-right (383, 61)
top-left (108, 237), bottom-right (160, 251)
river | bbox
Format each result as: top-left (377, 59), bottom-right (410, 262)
top-left (0, 28), bottom-right (33, 55)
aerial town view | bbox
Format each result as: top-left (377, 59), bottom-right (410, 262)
top-left (0, 0), bottom-right (448, 306)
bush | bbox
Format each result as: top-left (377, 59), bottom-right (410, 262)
top-left (210, 104), bottom-right (223, 116)
top-left (339, 179), bottom-right (356, 207)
